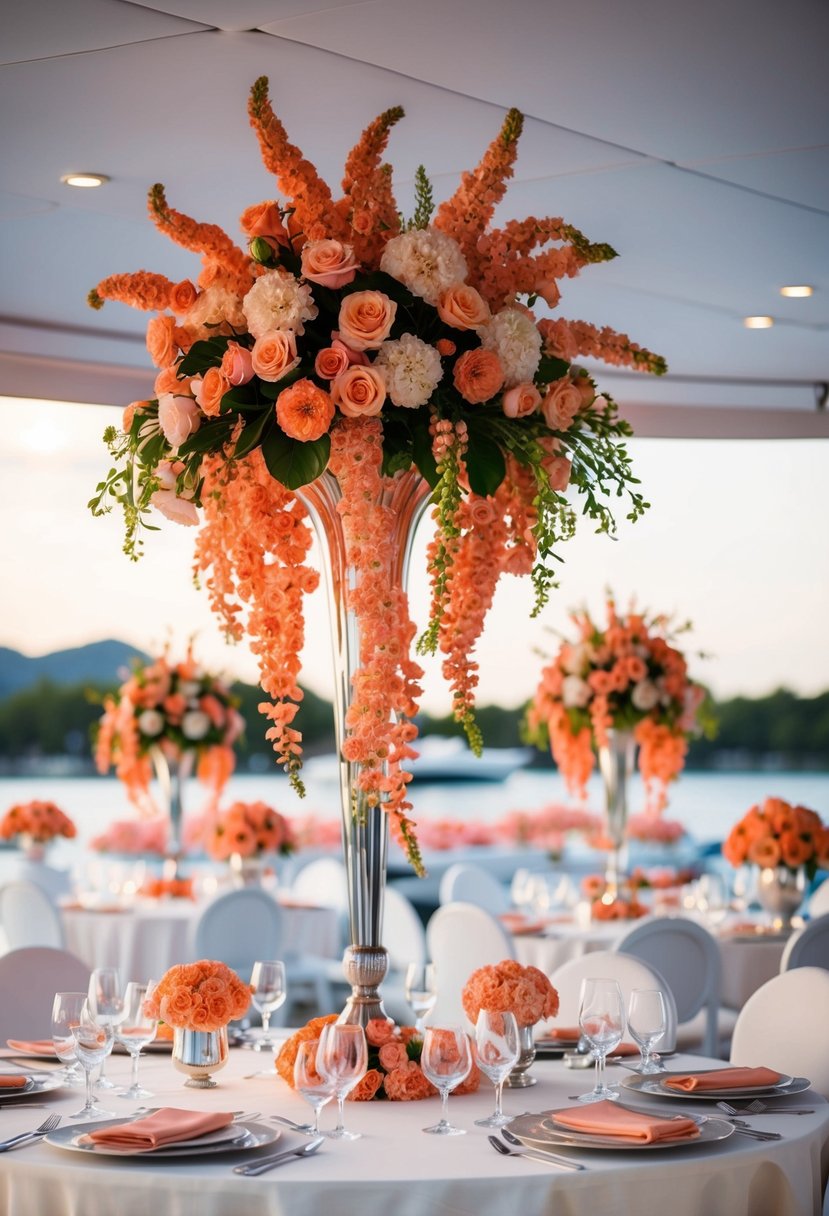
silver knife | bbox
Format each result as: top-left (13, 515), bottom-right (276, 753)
top-left (233, 1136), bottom-right (324, 1176)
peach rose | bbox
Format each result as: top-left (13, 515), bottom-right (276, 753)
top-left (122, 400), bottom-right (149, 432)
top-left (151, 460), bottom-right (199, 527)
top-left (301, 239), bottom-right (360, 289)
top-left (338, 291), bottom-right (397, 351)
top-left (193, 367), bottom-right (230, 418)
top-left (382, 1061), bottom-right (436, 1101)
top-left (453, 348), bottom-right (505, 404)
top-left (169, 279), bottom-right (198, 316)
top-left (542, 377), bottom-right (583, 431)
top-left (502, 382), bottom-right (541, 419)
top-left (437, 283), bottom-right (491, 331)
top-left (146, 314), bottom-right (177, 368)
top-left (314, 345), bottom-right (349, 380)
top-left (331, 365), bottom-right (386, 418)
top-left (221, 342), bottom-right (255, 386)
top-left (239, 201), bottom-right (289, 246)
top-left (158, 393), bottom-right (201, 449)
top-left (538, 437), bottom-right (572, 491)
top-left (364, 1018), bottom-right (395, 1047)
top-left (348, 1069), bottom-right (384, 1101)
top-left (275, 378), bottom-right (335, 442)
top-left (251, 330), bottom-right (299, 382)
top-left (154, 365), bottom-right (189, 398)
top-left (378, 1041), bottom-right (409, 1072)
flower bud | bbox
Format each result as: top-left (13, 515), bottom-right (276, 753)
top-left (249, 236), bottom-right (276, 265)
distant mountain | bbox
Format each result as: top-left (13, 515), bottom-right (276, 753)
top-left (0, 639), bottom-right (149, 697)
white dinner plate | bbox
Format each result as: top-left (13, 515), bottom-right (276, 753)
top-left (622, 1072), bottom-right (811, 1101)
top-left (44, 1116), bottom-right (279, 1158)
top-left (0, 1074), bottom-right (64, 1099)
top-left (509, 1110), bottom-right (735, 1152)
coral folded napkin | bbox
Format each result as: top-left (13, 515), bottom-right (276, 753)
top-left (0, 1076), bottom-right (29, 1088)
top-left (663, 1066), bottom-right (783, 1093)
top-left (544, 1026), bottom-right (582, 1042)
top-left (6, 1040), bottom-right (56, 1056)
top-left (552, 1099), bottom-right (700, 1143)
top-left (85, 1108), bottom-right (234, 1150)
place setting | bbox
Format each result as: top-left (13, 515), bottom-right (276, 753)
top-left (43, 1107), bottom-right (280, 1161)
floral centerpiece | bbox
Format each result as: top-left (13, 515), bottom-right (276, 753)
top-left (204, 799), bottom-right (295, 886)
top-left (276, 1015), bottom-right (480, 1102)
top-left (581, 873), bottom-right (649, 920)
top-left (0, 800), bottom-right (76, 859)
top-left (462, 960), bottom-right (558, 1086)
top-left (145, 960), bottom-right (251, 1088)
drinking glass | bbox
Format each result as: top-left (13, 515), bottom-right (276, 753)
top-left (115, 981), bottom-right (157, 1100)
top-left (420, 1025), bottom-right (472, 1135)
top-left (293, 1039), bottom-right (336, 1134)
top-left (696, 873), bottom-right (729, 927)
top-left (87, 967), bottom-right (123, 1089)
top-left (70, 1002), bottom-right (115, 1120)
top-left (315, 1023), bottom-right (368, 1141)
top-left (577, 978), bottom-right (625, 1103)
top-left (405, 962), bottom-right (437, 1035)
top-left (51, 991), bottom-right (86, 1086)
top-left (473, 1009), bottom-right (519, 1128)
top-left (249, 960), bottom-right (287, 1051)
top-left (627, 988), bottom-right (667, 1074)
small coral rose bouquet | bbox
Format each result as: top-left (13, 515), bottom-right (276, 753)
top-left (0, 800), bottom-right (76, 854)
top-left (462, 960), bottom-right (559, 1029)
top-left (144, 960), bottom-right (251, 1032)
top-left (723, 797), bottom-right (828, 879)
top-left (204, 800), bottom-right (296, 861)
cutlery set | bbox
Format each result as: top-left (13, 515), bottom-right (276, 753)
top-left (0, 1113), bottom-right (61, 1152)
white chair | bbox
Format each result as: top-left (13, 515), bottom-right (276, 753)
top-left (0, 946), bottom-right (90, 1041)
top-left (548, 949), bottom-right (678, 1050)
top-left (377, 886), bottom-right (428, 1024)
top-left (0, 880), bottom-right (64, 951)
top-left (808, 878), bottom-right (829, 919)
top-left (730, 966), bottom-right (829, 1099)
top-left (438, 863), bottom-right (511, 915)
top-left (426, 902), bottom-right (515, 1025)
top-left (13, 859), bottom-right (72, 902)
top-left (780, 912), bottom-right (829, 972)
top-left (614, 916), bottom-right (724, 1057)
top-left (290, 857), bottom-right (349, 911)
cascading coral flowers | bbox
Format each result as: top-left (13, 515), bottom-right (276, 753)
top-left (723, 797), bottom-right (828, 879)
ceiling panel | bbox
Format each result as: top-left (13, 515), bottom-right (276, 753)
top-left (2, 0), bottom-right (208, 65)
top-left (129, 0), bottom-right (370, 31)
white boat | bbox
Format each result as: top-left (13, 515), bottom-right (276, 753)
top-left (304, 735), bottom-right (531, 784)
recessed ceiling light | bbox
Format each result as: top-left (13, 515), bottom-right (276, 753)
top-left (743, 315), bottom-right (774, 329)
top-left (60, 173), bottom-right (109, 189)
top-left (780, 285), bottom-right (813, 298)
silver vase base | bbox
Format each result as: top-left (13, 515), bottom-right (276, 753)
top-left (505, 1073), bottom-right (537, 1088)
top-left (184, 1075), bottom-right (218, 1089)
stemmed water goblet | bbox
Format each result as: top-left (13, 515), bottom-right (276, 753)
top-left (420, 1025), bottom-right (472, 1135)
top-left (315, 1023), bottom-right (367, 1141)
top-left (87, 967), bottom-right (123, 1090)
top-left (577, 977), bottom-right (625, 1104)
top-left (405, 962), bottom-right (437, 1035)
top-left (249, 960), bottom-right (287, 1051)
top-left (50, 991), bottom-right (86, 1086)
top-left (293, 1039), bottom-right (337, 1135)
top-left (627, 988), bottom-right (667, 1074)
top-left (473, 1009), bottom-right (519, 1128)
top-left (115, 981), bottom-right (158, 1100)
top-left (70, 1002), bottom-right (115, 1120)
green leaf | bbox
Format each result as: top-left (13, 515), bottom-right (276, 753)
top-left (233, 412), bottom-right (271, 460)
top-left (465, 430), bottom-right (506, 497)
top-left (220, 383), bottom-right (260, 413)
top-left (257, 367), bottom-right (308, 399)
top-left (536, 354), bottom-right (571, 385)
top-left (177, 418), bottom-right (235, 457)
top-left (177, 336), bottom-right (233, 378)
top-left (261, 429), bottom-right (331, 489)
top-left (411, 424), bottom-right (439, 488)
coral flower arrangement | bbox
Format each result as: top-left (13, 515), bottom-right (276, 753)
top-left (462, 960), bottom-right (559, 1028)
top-left (0, 800), bottom-right (76, 846)
top-left (88, 77), bottom-right (665, 871)
top-left (723, 797), bottom-right (829, 879)
top-left (527, 597), bottom-right (706, 811)
top-left (145, 961), bottom-right (251, 1031)
top-left (204, 800), bottom-right (295, 861)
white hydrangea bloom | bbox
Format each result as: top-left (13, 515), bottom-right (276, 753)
top-left (185, 285), bottom-right (246, 336)
top-left (242, 271), bottom-right (318, 339)
top-left (181, 710), bottom-right (212, 741)
top-left (480, 307), bottom-right (542, 387)
top-left (380, 228), bottom-right (467, 305)
top-left (374, 333), bottom-right (443, 409)
top-left (136, 710), bottom-right (165, 737)
top-left (562, 675), bottom-right (592, 709)
top-left (632, 680), bottom-right (661, 711)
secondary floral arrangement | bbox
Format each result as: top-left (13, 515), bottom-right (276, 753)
top-left (526, 596), bottom-right (706, 812)
top-left (203, 799), bottom-right (296, 860)
top-left (462, 959), bottom-right (559, 1028)
top-left (90, 817), bottom-right (169, 855)
top-left (722, 797), bottom-right (829, 879)
top-left (581, 874), bottom-right (649, 920)
top-left (0, 800), bottom-right (77, 845)
top-left (498, 802), bottom-right (600, 855)
top-left (625, 811), bottom-right (685, 845)
top-left (88, 78), bottom-right (665, 873)
top-left (94, 648), bottom-right (244, 814)
top-left (144, 960), bottom-right (251, 1031)
top-left (275, 1015), bottom-right (480, 1102)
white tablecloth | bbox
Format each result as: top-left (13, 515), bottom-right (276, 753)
top-left (0, 1047), bottom-right (826, 1215)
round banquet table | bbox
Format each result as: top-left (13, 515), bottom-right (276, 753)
top-left (0, 1047), bottom-right (826, 1216)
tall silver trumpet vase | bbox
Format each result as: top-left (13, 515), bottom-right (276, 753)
top-left (149, 745), bottom-right (194, 880)
top-left (299, 469), bottom-right (432, 1027)
top-left (597, 729), bottom-right (636, 902)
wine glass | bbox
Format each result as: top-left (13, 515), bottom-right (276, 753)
top-left (473, 1010), bottom-right (519, 1128)
top-left (249, 960), bottom-right (287, 1051)
top-left (315, 1023), bottom-right (368, 1141)
top-left (405, 962), bottom-right (437, 1035)
top-left (420, 1025), bottom-right (472, 1135)
top-left (293, 1039), bottom-right (336, 1135)
top-left (627, 988), bottom-right (667, 1074)
top-left (577, 978), bottom-right (625, 1104)
top-left (70, 1002), bottom-right (115, 1120)
top-left (115, 981), bottom-right (157, 1100)
top-left (87, 967), bottom-right (123, 1090)
top-left (696, 873), bottom-right (729, 928)
top-left (50, 991), bottom-right (86, 1086)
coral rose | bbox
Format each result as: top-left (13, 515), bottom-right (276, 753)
top-left (331, 365), bottom-right (386, 418)
top-left (169, 279), bottom-right (198, 316)
top-left (502, 382), bottom-right (541, 419)
top-left (158, 394), bottom-right (201, 450)
top-left (364, 1018), bottom-right (395, 1047)
top-left (240, 201), bottom-right (289, 246)
top-left (221, 342), bottom-right (255, 386)
top-left (275, 378), bottom-right (335, 442)
top-left (275, 1015), bottom-right (339, 1086)
top-left (382, 1061), bottom-right (436, 1101)
top-left (453, 348), bottom-right (505, 404)
top-left (348, 1069), bottom-right (384, 1101)
top-left (193, 367), bottom-right (229, 418)
top-left (378, 1041), bottom-right (409, 1072)
top-left (314, 345), bottom-right (351, 380)
top-left (437, 283), bottom-right (491, 330)
top-left (301, 239), bottom-right (360, 289)
top-left (542, 377), bottom-right (583, 431)
top-left (338, 290), bottom-right (397, 351)
top-left (146, 314), bottom-right (177, 368)
top-left (154, 365), bottom-right (188, 398)
top-left (122, 400), bottom-right (148, 432)
top-left (251, 330), bottom-right (299, 382)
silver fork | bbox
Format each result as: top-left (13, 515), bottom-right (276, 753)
top-left (717, 1100), bottom-right (814, 1117)
top-left (0, 1113), bottom-right (61, 1152)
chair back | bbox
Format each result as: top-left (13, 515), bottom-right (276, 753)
top-left (426, 902), bottom-right (515, 1025)
top-left (614, 916), bottom-right (721, 1056)
top-left (730, 966), bottom-right (829, 1098)
top-left (290, 858), bottom-right (349, 910)
top-left (807, 878), bottom-right (829, 919)
top-left (383, 886), bottom-right (427, 972)
top-left (0, 946), bottom-right (90, 1040)
top-left (188, 889), bottom-right (283, 980)
top-left (549, 949), bottom-right (678, 1051)
top-left (0, 881), bottom-right (64, 950)
top-left (780, 912), bottom-right (829, 972)
top-left (438, 863), bottom-right (511, 915)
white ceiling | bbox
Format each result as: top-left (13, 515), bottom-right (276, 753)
top-left (2, 0), bottom-right (828, 436)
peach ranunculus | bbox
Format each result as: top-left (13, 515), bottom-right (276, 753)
top-left (437, 283), bottom-right (491, 331)
top-left (337, 291), bottom-right (397, 351)
top-left (239, 201), bottom-right (289, 247)
top-left (502, 382), bottom-right (541, 419)
top-left (146, 314), bottom-right (177, 368)
top-left (542, 377), bottom-right (583, 431)
top-left (301, 239), bottom-right (360, 289)
top-left (251, 330), bottom-right (299, 383)
top-left (275, 378), bottom-right (335, 442)
top-left (221, 342), bottom-right (255, 386)
top-left (169, 279), bottom-right (198, 316)
top-left (151, 460), bottom-right (199, 526)
top-left (453, 347), bottom-right (505, 404)
top-left (158, 393), bottom-right (201, 449)
top-left (330, 365), bottom-right (386, 418)
top-left (193, 367), bottom-right (230, 418)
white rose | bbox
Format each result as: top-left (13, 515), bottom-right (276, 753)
top-left (136, 710), bottom-right (165, 737)
top-left (562, 642), bottom-right (592, 676)
top-left (562, 675), bottom-right (592, 709)
top-left (181, 710), bottom-right (211, 741)
top-left (631, 680), bottom-right (660, 711)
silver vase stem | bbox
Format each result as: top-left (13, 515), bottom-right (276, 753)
top-left (597, 729), bottom-right (636, 901)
